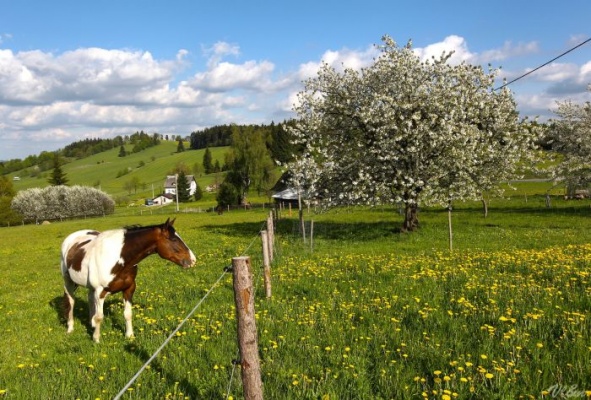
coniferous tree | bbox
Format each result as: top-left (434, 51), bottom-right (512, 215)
top-left (118, 145), bottom-right (127, 157)
top-left (48, 153), bottom-right (69, 186)
top-left (193, 182), bottom-right (203, 201)
top-left (177, 138), bottom-right (185, 152)
top-left (176, 171), bottom-right (191, 202)
top-left (203, 147), bottom-right (213, 174)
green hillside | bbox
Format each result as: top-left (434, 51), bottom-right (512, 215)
top-left (9, 141), bottom-right (233, 204)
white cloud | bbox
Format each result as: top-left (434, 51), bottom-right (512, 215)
top-left (413, 35), bottom-right (539, 65)
top-left (0, 35), bottom-right (590, 159)
top-left (191, 60), bottom-right (276, 92)
top-left (414, 35), bottom-right (474, 64)
top-left (203, 41), bottom-right (241, 69)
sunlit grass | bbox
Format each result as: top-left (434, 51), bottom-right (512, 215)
top-left (0, 196), bottom-right (590, 398)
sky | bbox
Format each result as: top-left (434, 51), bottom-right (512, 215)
top-left (1, 0), bottom-right (590, 160)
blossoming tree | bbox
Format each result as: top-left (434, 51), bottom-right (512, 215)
top-left (547, 87), bottom-right (591, 196)
top-left (288, 35), bottom-right (540, 231)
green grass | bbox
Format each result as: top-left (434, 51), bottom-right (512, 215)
top-left (9, 142), bottom-right (233, 202)
top-left (0, 193), bottom-right (590, 399)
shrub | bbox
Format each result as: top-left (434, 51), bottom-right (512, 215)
top-left (11, 185), bottom-right (115, 223)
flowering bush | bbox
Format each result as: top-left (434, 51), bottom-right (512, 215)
top-left (11, 185), bottom-right (114, 223)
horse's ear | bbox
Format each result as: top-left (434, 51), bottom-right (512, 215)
top-left (164, 218), bottom-right (176, 227)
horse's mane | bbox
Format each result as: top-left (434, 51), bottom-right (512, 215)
top-left (124, 222), bottom-right (174, 232)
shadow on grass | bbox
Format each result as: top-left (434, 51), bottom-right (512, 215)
top-left (122, 343), bottom-right (225, 399)
top-left (49, 295), bottom-right (129, 340)
top-left (202, 219), bottom-right (403, 242)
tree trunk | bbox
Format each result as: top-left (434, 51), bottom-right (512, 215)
top-left (402, 203), bottom-right (419, 232)
top-left (481, 198), bottom-right (488, 218)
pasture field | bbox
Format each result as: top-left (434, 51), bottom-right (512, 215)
top-left (0, 194), bottom-right (590, 399)
top-left (9, 142), bottom-right (233, 202)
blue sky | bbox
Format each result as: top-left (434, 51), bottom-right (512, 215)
top-left (1, 0), bottom-right (590, 160)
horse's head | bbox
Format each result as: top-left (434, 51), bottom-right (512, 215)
top-left (156, 218), bottom-right (196, 268)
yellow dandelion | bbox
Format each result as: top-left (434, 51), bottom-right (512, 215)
top-left (485, 373), bottom-right (494, 379)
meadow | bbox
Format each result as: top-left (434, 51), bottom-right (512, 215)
top-left (0, 190), bottom-right (590, 399)
top-left (9, 141), bottom-right (233, 204)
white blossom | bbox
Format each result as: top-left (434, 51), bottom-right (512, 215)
top-left (11, 185), bottom-right (115, 223)
top-left (287, 35), bottom-right (541, 230)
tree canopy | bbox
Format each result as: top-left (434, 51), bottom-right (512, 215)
top-left (221, 125), bottom-right (275, 204)
top-left (48, 153), bottom-right (69, 186)
top-left (287, 35), bottom-right (540, 231)
top-left (11, 185), bottom-right (114, 223)
top-left (176, 171), bottom-right (191, 203)
top-left (547, 86), bottom-right (591, 195)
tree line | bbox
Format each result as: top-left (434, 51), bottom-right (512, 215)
top-left (189, 122), bottom-right (296, 164)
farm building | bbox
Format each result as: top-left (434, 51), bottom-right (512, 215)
top-left (152, 193), bottom-right (174, 205)
top-left (271, 188), bottom-right (299, 206)
top-left (163, 175), bottom-right (197, 196)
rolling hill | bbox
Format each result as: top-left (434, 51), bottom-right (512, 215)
top-left (8, 141), bottom-right (235, 205)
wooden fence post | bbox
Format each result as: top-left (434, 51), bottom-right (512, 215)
top-left (266, 211), bottom-right (274, 263)
top-left (310, 220), bottom-right (314, 253)
top-left (231, 256), bottom-right (263, 400)
top-left (261, 230), bottom-right (272, 298)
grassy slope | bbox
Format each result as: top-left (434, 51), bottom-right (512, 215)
top-left (10, 142), bottom-right (232, 202)
top-left (0, 199), bottom-right (590, 399)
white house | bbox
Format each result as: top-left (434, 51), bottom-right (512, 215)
top-left (163, 175), bottom-right (197, 196)
top-left (152, 193), bottom-right (174, 205)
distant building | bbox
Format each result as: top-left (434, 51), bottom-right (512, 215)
top-left (163, 175), bottom-right (197, 196)
top-left (271, 188), bottom-right (299, 206)
top-left (152, 193), bottom-right (174, 205)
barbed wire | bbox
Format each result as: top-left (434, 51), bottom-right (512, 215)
top-left (114, 218), bottom-right (269, 400)
top-left (113, 268), bottom-right (229, 400)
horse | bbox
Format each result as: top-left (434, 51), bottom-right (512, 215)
top-left (60, 218), bottom-right (196, 342)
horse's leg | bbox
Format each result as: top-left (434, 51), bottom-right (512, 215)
top-left (88, 288), bottom-right (96, 327)
top-left (63, 278), bottom-right (77, 334)
top-left (123, 282), bottom-right (136, 339)
top-left (92, 288), bottom-right (107, 343)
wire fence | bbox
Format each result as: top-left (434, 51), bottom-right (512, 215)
top-left (113, 220), bottom-right (267, 400)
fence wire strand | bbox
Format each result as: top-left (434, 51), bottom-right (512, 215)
top-left (113, 268), bottom-right (228, 400)
top-left (115, 218), bottom-right (271, 400)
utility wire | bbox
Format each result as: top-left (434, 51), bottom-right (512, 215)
top-left (495, 37), bottom-right (591, 91)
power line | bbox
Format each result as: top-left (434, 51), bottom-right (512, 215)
top-left (495, 37), bottom-right (591, 91)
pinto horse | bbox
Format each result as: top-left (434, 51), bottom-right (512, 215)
top-left (60, 218), bottom-right (196, 342)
